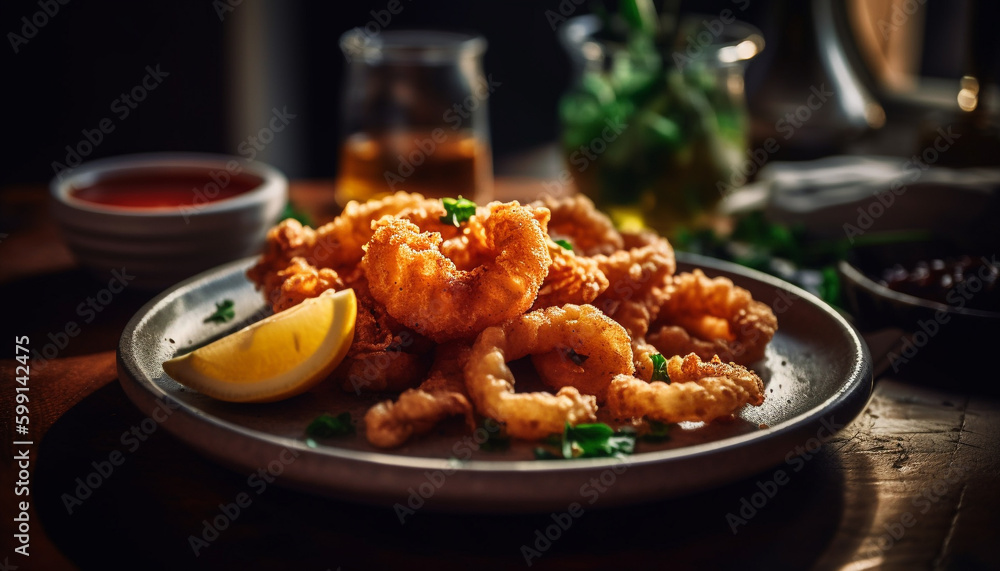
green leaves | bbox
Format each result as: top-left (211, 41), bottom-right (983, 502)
top-left (480, 425), bottom-right (511, 453)
top-left (620, 0), bottom-right (659, 37)
top-left (203, 299), bottom-right (235, 324)
top-left (640, 419), bottom-right (673, 443)
top-left (555, 239), bottom-right (574, 251)
top-left (672, 211), bottom-right (857, 307)
top-left (306, 412), bottom-right (355, 438)
top-left (280, 201), bottom-right (312, 227)
top-left (650, 353), bottom-right (670, 383)
top-left (439, 196), bottom-right (477, 227)
top-left (534, 423), bottom-right (636, 460)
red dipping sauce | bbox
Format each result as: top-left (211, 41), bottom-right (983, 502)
top-left (70, 168), bottom-right (264, 209)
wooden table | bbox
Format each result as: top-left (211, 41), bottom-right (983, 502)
top-left (1, 181), bottom-right (998, 570)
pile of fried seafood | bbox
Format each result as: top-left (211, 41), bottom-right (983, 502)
top-left (248, 192), bottom-right (777, 448)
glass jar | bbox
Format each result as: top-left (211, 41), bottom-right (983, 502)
top-left (558, 14), bottom-right (763, 237)
top-left (336, 30), bottom-right (493, 206)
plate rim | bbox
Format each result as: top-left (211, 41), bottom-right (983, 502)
top-left (117, 253), bottom-right (873, 502)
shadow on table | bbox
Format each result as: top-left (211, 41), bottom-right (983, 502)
top-left (36, 381), bottom-right (872, 570)
top-left (0, 268), bottom-right (155, 357)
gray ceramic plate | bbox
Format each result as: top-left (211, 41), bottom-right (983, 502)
top-left (117, 253), bottom-right (872, 512)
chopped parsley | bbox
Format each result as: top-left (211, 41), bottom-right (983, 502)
top-left (650, 353), bottom-right (670, 383)
top-left (439, 196), bottom-right (477, 226)
top-left (534, 422), bottom-right (635, 459)
top-left (479, 424), bottom-right (511, 452)
top-left (280, 201), bottom-right (312, 226)
top-left (554, 239), bottom-right (573, 250)
top-left (640, 419), bottom-right (673, 443)
top-left (203, 299), bottom-right (235, 324)
top-left (306, 412), bottom-right (355, 438)
top-left (533, 447), bottom-right (561, 460)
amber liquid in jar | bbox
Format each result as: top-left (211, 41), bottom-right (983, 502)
top-left (335, 130), bottom-right (492, 205)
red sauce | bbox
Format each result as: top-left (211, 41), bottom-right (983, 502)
top-left (70, 167), bottom-right (264, 209)
top-left (880, 256), bottom-right (1000, 312)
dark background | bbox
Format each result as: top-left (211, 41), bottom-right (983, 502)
top-left (2, 0), bottom-right (990, 186)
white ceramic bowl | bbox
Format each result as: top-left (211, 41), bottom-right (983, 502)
top-left (51, 153), bottom-right (287, 290)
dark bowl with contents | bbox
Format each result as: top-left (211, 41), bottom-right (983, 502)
top-left (839, 238), bottom-right (1000, 379)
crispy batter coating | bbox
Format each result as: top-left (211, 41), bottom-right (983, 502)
top-left (531, 238), bottom-right (609, 310)
top-left (465, 304), bottom-right (634, 439)
top-left (244, 191), bottom-right (777, 447)
top-left (246, 219), bottom-right (320, 301)
top-left (630, 339), bottom-right (661, 382)
top-left (362, 202), bottom-right (552, 342)
top-left (649, 269), bottom-right (777, 365)
top-left (247, 192), bottom-right (440, 289)
top-left (266, 257), bottom-right (346, 312)
top-left (591, 230), bottom-right (676, 338)
top-left (532, 194), bottom-right (624, 256)
top-left (364, 343), bottom-right (474, 448)
top-left (333, 282), bottom-right (431, 394)
top-left (605, 353), bottom-right (765, 423)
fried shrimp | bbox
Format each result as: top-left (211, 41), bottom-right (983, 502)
top-left (605, 353), bottom-right (765, 423)
top-left (247, 219), bottom-right (319, 298)
top-left (465, 304), bottom-right (634, 439)
top-left (648, 269), bottom-right (777, 365)
top-left (247, 192), bottom-right (438, 289)
top-left (246, 190), bottom-right (777, 448)
top-left (306, 191), bottom-right (438, 269)
top-left (531, 239), bottom-right (609, 310)
top-left (362, 202), bottom-right (551, 342)
top-left (364, 343), bottom-right (474, 448)
top-left (266, 257), bottom-right (346, 312)
top-left (532, 194), bottom-right (624, 255)
top-left (629, 339), bottom-right (661, 382)
top-left (591, 230), bottom-right (676, 338)
top-left (333, 282), bottom-right (431, 394)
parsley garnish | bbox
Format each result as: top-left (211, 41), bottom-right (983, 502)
top-left (640, 419), bottom-right (673, 443)
top-left (534, 447), bottom-right (561, 460)
top-left (534, 422), bottom-right (635, 459)
top-left (555, 239), bottom-right (573, 250)
top-left (439, 196), bottom-right (477, 227)
top-left (650, 353), bottom-right (670, 383)
top-left (480, 424), bottom-right (511, 452)
top-left (306, 412), bottom-right (355, 438)
top-left (280, 201), bottom-right (312, 227)
top-left (204, 299), bottom-right (235, 324)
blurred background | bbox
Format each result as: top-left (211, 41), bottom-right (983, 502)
top-left (4, 0), bottom-right (997, 185)
top-left (4, 0), bottom-right (999, 356)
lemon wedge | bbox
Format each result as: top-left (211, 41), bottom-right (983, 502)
top-left (162, 288), bottom-right (356, 403)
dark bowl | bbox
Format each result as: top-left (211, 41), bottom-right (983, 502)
top-left (839, 238), bottom-right (999, 386)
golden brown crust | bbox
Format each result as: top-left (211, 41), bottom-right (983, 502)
top-left (605, 354), bottom-right (765, 423)
top-left (243, 191), bottom-right (776, 448)
top-left (464, 304), bottom-right (634, 439)
top-left (362, 202), bottom-right (551, 342)
top-left (364, 343), bottom-right (474, 448)
top-left (531, 194), bottom-right (624, 256)
top-left (649, 269), bottom-right (778, 364)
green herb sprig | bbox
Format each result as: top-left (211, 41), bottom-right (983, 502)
top-left (306, 412), bottom-right (355, 438)
top-left (650, 353), bottom-right (670, 383)
top-left (204, 300), bottom-right (235, 324)
top-left (534, 422), bottom-right (635, 459)
top-left (640, 419), bottom-right (673, 443)
top-left (439, 196), bottom-right (477, 227)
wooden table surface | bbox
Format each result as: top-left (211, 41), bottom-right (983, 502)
top-left (1, 180), bottom-right (998, 570)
